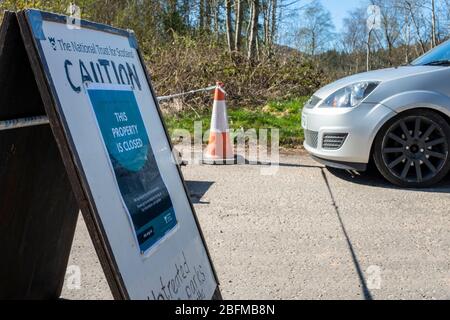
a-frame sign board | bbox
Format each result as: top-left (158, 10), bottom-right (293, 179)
top-left (0, 9), bottom-right (220, 300)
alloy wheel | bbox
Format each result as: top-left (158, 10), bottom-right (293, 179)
top-left (381, 115), bottom-right (449, 184)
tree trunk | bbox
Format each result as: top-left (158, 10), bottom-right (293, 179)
top-left (246, 2), bottom-right (253, 48)
top-left (311, 30), bottom-right (316, 56)
top-left (205, 0), bottom-right (211, 31)
top-left (248, 0), bottom-right (260, 62)
top-left (367, 29), bottom-right (372, 72)
top-left (234, 0), bottom-right (243, 51)
top-left (213, 0), bottom-right (220, 41)
top-left (225, 0), bottom-right (235, 52)
top-left (199, 0), bottom-right (205, 29)
top-left (270, 0), bottom-right (277, 47)
top-left (431, 0), bottom-right (437, 48)
top-left (168, 0), bottom-right (177, 14)
top-left (181, 0), bottom-right (190, 25)
top-left (404, 15), bottom-right (411, 64)
top-left (263, 1), bottom-right (270, 46)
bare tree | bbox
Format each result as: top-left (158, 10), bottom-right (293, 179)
top-left (270, 0), bottom-right (278, 47)
top-left (225, 0), bottom-right (235, 52)
top-left (199, 0), bottom-right (205, 29)
top-left (404, 0), bottom-right (428, 54)
top-left (261, 0), bottom-right (278, 53)
top-left (248, 0), bottom-right (260, 61)
top-left (234, 0), bottom-right (244, 51)
top-left (211, 0), bottom-right (221, 40)
top-left (263, 0), bottom-right (270, 46)
top-left (181, 0), bottom-right (191, 25)
top-left (205, 0), bottom-right (212, 30)
top-left (431, 0), bottom-right (437, 47)
top-left (342, 7), bottom-right (367, 72)
top-left (370, 0), bottom-right (404, 66)
top-left (401, 7), bottom-right (413, 63)
top-left (295, 0), bottom-right (335, 56)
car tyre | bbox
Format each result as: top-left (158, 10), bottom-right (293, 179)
top-left (373, 109), bottom-right (450, 188)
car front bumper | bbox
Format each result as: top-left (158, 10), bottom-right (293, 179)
top-left (302, 102), bottom-right (396, 170)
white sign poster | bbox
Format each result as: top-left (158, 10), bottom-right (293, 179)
top-left (24, 9), bottom-right (217, 300)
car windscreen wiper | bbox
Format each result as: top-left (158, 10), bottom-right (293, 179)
top-left (422, 60), bottom-right (450, 66)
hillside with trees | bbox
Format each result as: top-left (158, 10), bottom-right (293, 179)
top-left (1, 0), bottom-right (448, 108)
top-left (1, 0), bottom-right (449, 144)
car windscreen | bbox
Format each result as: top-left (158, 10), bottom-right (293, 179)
top-left (411, 40), bottom-right (450, 66)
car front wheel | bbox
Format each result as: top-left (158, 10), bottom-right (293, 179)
top-left (373, 109), bottom-right (450, 188)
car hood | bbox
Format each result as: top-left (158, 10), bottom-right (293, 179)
top-left (314, 66), bottom-right (443, 99)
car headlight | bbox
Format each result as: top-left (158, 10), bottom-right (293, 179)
top-left (320, 82), bottom-right (380, 108)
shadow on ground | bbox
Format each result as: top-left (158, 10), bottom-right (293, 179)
top-left (185, 180), bottom-right (214, 204)
top-left (326, 165), bottom-right (450, 193)
top-left (240, 157), bottom-right (324, 169)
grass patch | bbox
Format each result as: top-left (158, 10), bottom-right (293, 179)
top-left (163, 97), bottom-right (308, 148)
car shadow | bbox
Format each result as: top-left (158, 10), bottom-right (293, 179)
top-left (326, 165), bottom-right (450, 193)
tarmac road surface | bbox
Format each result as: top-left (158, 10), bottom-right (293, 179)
top-left (62, 153), bottom-right (450, 300)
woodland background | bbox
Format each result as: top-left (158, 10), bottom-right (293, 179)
top-left (1, 0), bottom-right (448, 145)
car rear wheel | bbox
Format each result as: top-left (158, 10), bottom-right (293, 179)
top-left (373, 109), bottom-right (450, 188)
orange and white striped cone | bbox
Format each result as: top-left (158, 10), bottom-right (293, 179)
top-left (203, 82), bottom-right (235, 165)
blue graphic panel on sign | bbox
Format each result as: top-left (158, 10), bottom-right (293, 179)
top-left (87, 87), bottom-right (177, 254)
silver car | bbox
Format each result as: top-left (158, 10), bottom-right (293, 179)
top-left (302, 41), bottom-right (450, 187)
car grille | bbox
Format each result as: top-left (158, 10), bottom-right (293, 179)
top-left (305, 130), bottom-right (319, 148)
top-left (322, 133), bottom-right (348, 150)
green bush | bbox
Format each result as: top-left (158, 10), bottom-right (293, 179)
top-left (145, 34), bottom-right (328, 110)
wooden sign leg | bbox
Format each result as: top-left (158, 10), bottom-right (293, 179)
top-left (0, 12), bottom-right (79, 300)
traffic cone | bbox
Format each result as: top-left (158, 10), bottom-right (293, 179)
top-left (203, 82), bottom-right (235, 165)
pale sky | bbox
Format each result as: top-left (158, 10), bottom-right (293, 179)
top-left (324, 0), bottom-right (365, 30)
top-left (304, 0), bottom-right (365, 31)
top-left (279, 0), bottom-right (366, 46)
